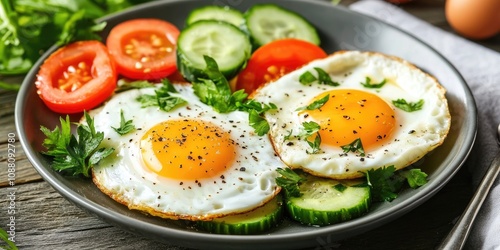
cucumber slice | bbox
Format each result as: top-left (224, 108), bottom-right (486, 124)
top-left (197, 195), bottom-right (283, 234)
top-left (285, 172), bottom-right (371, 226)
top-left (186, 6), bottom-right (244, 27)
top-left (244, 4), bottom-right (320, 48)
top-left (177, 20), bottom-right (251, 82)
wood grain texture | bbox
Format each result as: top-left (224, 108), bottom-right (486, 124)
top-left (0, 182), bottom-right (182, 250)
top-left (2, 0), bottom-right (497, 249)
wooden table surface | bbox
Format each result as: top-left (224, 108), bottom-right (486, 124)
top-left (1, 0), bottom-right (499, 249)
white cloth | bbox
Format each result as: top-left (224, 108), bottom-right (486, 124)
top-left (349, 1), bottom-right (500, 249)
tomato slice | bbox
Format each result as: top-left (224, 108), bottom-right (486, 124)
top-left (35, 40), bottom-right (117, 114)
top-left (235, 38), bottom-right (328, 94)
top-left (106, 18), bottom-right (180, 80)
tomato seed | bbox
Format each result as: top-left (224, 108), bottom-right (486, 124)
top-left (267, 65), bottom-right (279, 75)
top-left (55, 61), bottom-right (93, 92)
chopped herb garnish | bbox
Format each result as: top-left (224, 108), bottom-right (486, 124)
top-left (285, 121), bottom-right (322, 154)
top-left (111, 110), bottom-right (135, 135)
top-left (340, 138), bottom-right (365, 156)
top-left (298, 121), bottom-right (321, 139)
top-left (40, 111), bottom-right (114, 177)
top-left (116, 79), bottom-right (155, 93)
top-left (315, 67), bottom-right (339, 86)
top-left (298, 67), bottom-right (339, 86)
top-left (248, 109), bottom-right (270, 136)
top-left (306, 132), bottom-right (322, 154)
top-left (364, 165), bottom-right (401, 202)
top-left (192, 56), bottom-right (245, 113)
top-left (296, 94), bottom-right (329, 111)
top-left (363, 166), bottom-right (428, 202)
top-left (392, 99), bottom-right (424, 112)
top-left (237, 99), bottom-right (277, 114)
top-left (193, 56), bottom-right (276, 136)
top-left (333, 183), bottom-right (347, 192)
top-left (275, 168), bottom-right (306, 197)
top-left (284, 130), bottom-right (294, 141)
top-left (299, 71), bottom-right (317, 85)
top-left (399, 169), bottom-right (428, 188)
top-left (136, 79), bottom-right (187, 112)
top-left (360, 77), bottom-right (386, 89)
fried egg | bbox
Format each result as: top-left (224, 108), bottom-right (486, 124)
top-left (90, 83), bottom-right (284, 221)
top-left (251, 51), bottom-right (451, 179)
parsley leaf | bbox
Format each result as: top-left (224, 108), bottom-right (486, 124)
top-left (286, 122), bottom-right (322, 154)
top-left (296, 94), bottom-right (329, 111)
top-left (275, 168), bottom-right (306, 197)
top-left (40, 116), bottom-right (72, 157)
top-left (248, 109), bottom-right (270, 136)
top-left (136, 94), bottom-right (157, 107)
top-left (298, 121), bottom-right (321, 139)
top-left (306, 132), bottom-right (322, 154)
top-left (299, 71), bottom-right (317, 85)
top-left (364, 165), bottom-right (404, 202)
top-left (363, 166), bottom-right (428, 202)
top-left (340, 138), bottom-right (365, 156)
top-left (116, 79), bottom-right (155, 93)
top-left (399, 169), bottom-right (428, 188)
top-left (360, 77), bottom-right (386, 89)
top-left (237, 99), bottom-right (277, 114)
top-left (315, 67), bottom-right (339, 86)
top-left (40, 111), bottom-right (114, 177)
top-left (136, 79), bottom-right (187, 111)
top-left (192, 56), bottom-right (239, 113)
top-left (111, 110), bottom-right (135, 135)
top-left (239, 100), bottom-right (277, 136)
top-left (299, 68), bottom-right (339, 86)
top-left (333, 183), bottom-right (347, 192)
top-left (193, 55), bottom-right (276, 135)
top-left (392, 99), bottom-right (424, 112)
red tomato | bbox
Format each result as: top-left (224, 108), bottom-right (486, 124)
top-left (106, 18), bottom-right (180, 80)
top-left (35, 40), bottom-right (117, 114)
top-left (235, 38), bottom-right (327, 94)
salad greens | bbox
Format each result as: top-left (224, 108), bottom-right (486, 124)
top-left (0, 0), bottom-right (154, 82)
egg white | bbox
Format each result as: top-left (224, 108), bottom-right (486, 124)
top-left (90, 84), bottom-right (285, 221)
top-left (251, 51), bottom-right (451, 179)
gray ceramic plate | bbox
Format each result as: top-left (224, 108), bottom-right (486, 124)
top-left (15, 0), bottom-right (477, 249)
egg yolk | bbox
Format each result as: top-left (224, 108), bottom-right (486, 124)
top-left (140, 119), bottom-right (236, 180)
top-left (302, 89), bottom-right (396, 150)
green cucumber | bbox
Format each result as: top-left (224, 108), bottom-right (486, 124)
top-left (177, 20), bottom-right (251, 82)
top-left (284, 172), bottom-right (371, 226)
top-left (197, 195), bottom-right (283, 234)
top-left (186, 6), bottom-right (244, 27)
top-left (243, 4), bottom-right (320, 48)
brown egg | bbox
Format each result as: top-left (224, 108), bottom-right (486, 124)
top-left (445, 0), bottom-right (500, 39)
